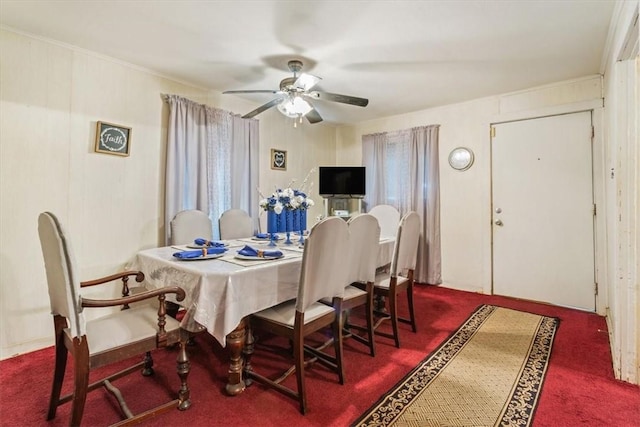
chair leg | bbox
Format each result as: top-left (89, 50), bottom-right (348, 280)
top-left (70, 337), bottom-right (90, 427)
top-left (365, 283), bottom-right (376, 357)
top-left (142, 351), bottom-right (154, 376)
top-left (47, 316), bottom-right (68, 420)
top-left (176, 337), bottom-right (192, 410)
top-left (388, 290), bottom-right (400, 348)
top-left (407, 282), bottom-right (417, 333)
top-left (332, 314), bottom-right (345, 385)
top-left (293, 332), bottom-right (307, 415)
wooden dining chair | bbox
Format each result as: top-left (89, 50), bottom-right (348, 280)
top-left (324, 213), bottom-right (380, 357)
top-left (373, 211), bottom-right (421, 348)
top-left (245, 216), bottom-right (350, 414)
top-left (219, 208), bottom-right (254, 239)
top-left (170, 209), bottom-right (213, 244)
top-left (38, 212), bottom-right (191, 426)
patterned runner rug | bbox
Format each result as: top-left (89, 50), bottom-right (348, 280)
top-left (352, 305), bottom-right (559, 427)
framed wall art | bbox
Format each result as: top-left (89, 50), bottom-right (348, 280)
top-left (271, 148), bottom-right (287, 171)
top-left (95, 121), bottom-right (132, 156)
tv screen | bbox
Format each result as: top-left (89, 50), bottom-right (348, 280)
top-left (319, 166), bottom-right (366, 197)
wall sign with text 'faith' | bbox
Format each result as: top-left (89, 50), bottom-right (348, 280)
top-left (95, 121), bottom-right (132, 157)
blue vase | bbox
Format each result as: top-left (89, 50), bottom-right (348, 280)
top-left (277, 212), bottom-right (286, 233)
top-left (300, 209), bottom-right (307, 231)
top-left (284, 210), bottom-right (294, 244)
top-left (298, 209), bottom-right (307, 244)
top-left (292, 209), bottom-right (301, 232)
top-left (266, 210), bottom-right (278, 246)
top-left (267, 210), bottom-right (278, 233)
top-left (285, 210), bottom-right (294, 232)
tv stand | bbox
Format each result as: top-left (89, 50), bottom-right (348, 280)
top-left (322, 196), bottom-right (363, 220)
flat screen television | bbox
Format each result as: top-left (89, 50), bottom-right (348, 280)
top-left (319, 166), bottom-right (366, 197)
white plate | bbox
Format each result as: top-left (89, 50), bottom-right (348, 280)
top-left (235, 254), bottom-right (283, 261)
top-left (186, 242), bottom-right (228, 249)
top-left (176, 253), bottom-right (224, 261)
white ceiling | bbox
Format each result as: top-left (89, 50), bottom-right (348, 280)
top-left (0, 0), bottom-right (616, 125)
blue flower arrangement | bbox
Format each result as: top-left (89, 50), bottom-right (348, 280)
top-left (258, 170), bottom-right (315, 244)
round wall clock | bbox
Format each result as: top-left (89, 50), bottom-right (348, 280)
top-left (448, 147), bottom-right (474, 171)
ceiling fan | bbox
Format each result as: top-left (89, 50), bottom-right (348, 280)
top-left (223, 60), bottom-right (368, 124)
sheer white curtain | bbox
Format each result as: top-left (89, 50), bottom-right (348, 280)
top-left (163, 94), bottom-right (259, 243)
top-left (362, 125), bottom-right (441, 284)
top-left (229, 115), bottom-right (259, 231)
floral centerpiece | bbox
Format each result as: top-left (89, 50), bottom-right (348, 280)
top-left (259, 170), bottom-right (315, 244)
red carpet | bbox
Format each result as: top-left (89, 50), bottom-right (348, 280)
top-left (1, 285), bottom-right (638, 426)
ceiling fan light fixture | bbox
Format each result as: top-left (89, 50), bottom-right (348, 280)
top-left (277, 96), bottom-right (312, 118)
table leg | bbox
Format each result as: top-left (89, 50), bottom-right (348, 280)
top-left (243, 321), bottom-right (255, 386)
top-left (225, 318), bottom-right (246, 396)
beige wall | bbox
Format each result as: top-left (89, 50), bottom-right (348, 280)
top-left (0, 29), bottom-right (336, 358)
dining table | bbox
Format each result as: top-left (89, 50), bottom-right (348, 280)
top-left (128, 234), bottom-right (395, 396)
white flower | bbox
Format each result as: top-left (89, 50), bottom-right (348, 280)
top-left (306, 198), bottom-right (314, 207)
top-left (290, 198), bottom-right (300, 209)
top-left (274, 202), bottom-right (284, 214)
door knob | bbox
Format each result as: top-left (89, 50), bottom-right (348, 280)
top-left (494, 219), bottom-right (503, 226)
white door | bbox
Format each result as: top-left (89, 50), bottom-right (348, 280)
top-left (491, 112), bottom-right (595, 311)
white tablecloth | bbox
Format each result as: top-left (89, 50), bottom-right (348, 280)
top-left (129, 237), bottom-right (395, 346)
top-left (376, 237), bottom-right (395, 269)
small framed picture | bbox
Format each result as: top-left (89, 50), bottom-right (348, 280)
top-left (271, 148), bottom-right (287, 171)
top-left (95, 121), bottom-right (131, 156)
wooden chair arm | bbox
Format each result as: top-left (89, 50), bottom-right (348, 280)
top-left (81, 271), bottom-right (145, 310)
top-left (81, 271), bottom-right (144, 287)
top-left (82, 286), bottom-right (186, 346)
top-left (81, 286), bottom-right (186, 308)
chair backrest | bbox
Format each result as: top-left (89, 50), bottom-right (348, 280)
top-left (296, 217), bottom-right (350, 313)
top-left (219, 209), bottom-right (254, 240)
top-left (38, 212), bottom-right (85, 338)
top-left (390, 211), bottom-right (421, 277)
top-left (170, 209), bottom-right (213, 245)
top-left (368, 204), bottom-right (401, 239)
top-left (346, 214), bottom-right (380, 285)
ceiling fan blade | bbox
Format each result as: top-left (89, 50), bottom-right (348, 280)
top-left (305, 108), bottom-right (323, 124)
top-left (293, 73), bottom-right (322, 91)
top-left (223, 89), bottom-right (279, 94)
top-left (241, 97), bottom-right (284, 119)
top-left (306, 91), bottom-right (369, 107)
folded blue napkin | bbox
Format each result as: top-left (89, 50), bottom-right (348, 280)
top-left (194, 238), bottom-right (225, 247)
top-left (173, 247), bottom-right (227, 259)
top-left (255, 233), bottom-right (281, 240)
top-left (237, 245), bottom-right (283, 258)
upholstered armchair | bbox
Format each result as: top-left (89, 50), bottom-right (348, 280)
top-left (38, 212), bottom-right (191, 426)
